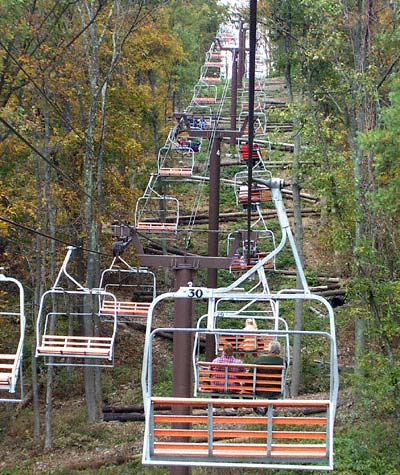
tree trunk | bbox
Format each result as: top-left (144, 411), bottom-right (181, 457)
top-left (343, 0), bottom-right (375, 378)
top-left (281, 0), bottom-right (306, 397)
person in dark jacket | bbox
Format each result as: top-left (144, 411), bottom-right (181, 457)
top-left (253, 341), bottom-right (285, 414)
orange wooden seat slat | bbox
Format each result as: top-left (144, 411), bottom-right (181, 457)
top-left (205, 61), bottom-right (223, 67)
top-left (0, 364), bottom-right (14, 370)
top-left (136, 222), bottom-right (177, 233)
top-left (218, 335), bottom-right (273, 352)
top-left (0, 354), bottom-right (17, 360)
top-left (41, 335), bottom-right (112, 341)
top-left (100, 300), bottom-right (150, 316)
top-left (152, 396), bottom-right (330, 409)
top-left (195, 97), bottom-right (218, 104)
top-left (37, 335), bottom-right (113, 357)
top-left (153, 443), bottom-right (327, 458)
top-left (202, 77), bottom-right (220, 83)
top-left (154, 428), bottom-right (326, 440)
top-left (37, 347), bottom-right (110, 356)
top-left (153, 414), bottom-right (327, 425)
top-left (159, 168), bottom-right (192, 177)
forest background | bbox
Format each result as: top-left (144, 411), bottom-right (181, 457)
top-left (0, 0), bottom-right (399, 474)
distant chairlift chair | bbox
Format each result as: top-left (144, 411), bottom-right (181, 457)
top-left (234, 169), bottom-right (273, 208)
top-left (135, 195), bottom-right (179, 235)
top-left (157, 145), bottom-right (194, 177)
top-left (35, 247), bottom-right (117, 367)
top-left (99, 255), bottom-right (156, 322)
top-left (227, 229), bottom-right (276, 273)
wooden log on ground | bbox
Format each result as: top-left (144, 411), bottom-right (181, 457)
top-left (103, 404), bottom-right (144, 413)
top-left (178, 208), bottom-right (319, 225)
top-left (103, 412), bottom-right (145, 422)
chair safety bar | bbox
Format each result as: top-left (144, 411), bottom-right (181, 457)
top-left (195, 361), bottom-right (285, 398)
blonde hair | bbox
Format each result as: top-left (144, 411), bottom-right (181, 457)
top-left (244, 318), bottom-right (257, 329)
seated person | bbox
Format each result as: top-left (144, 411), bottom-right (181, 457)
top-left (210, 343), bottom-right (244, 393)
top-left (239, 142), bottom-right (261, 161)
top-left (243, 318), bottom-right (258, 352)
top-left (253, 341), bottom-right (285, 399)
top-left (199, 117), bottom-right (207, 129)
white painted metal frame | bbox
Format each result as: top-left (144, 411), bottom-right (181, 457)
top-left (134, 195), bottom-right (179, 234)
top-left (0, 272), bottom-right (25, 402)
top-left (141, 291), bottom-right (338, 470)
top-left (35, 247), bottom-right (117, 367)
top-left (98, 256), bottom-right (156, 322)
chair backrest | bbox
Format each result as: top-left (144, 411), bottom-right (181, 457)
top-left (196, 361), bottom-right (285, 398)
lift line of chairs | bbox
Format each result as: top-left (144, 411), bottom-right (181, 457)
top-left (140, 179), bottom-right (339, 470)
top-left (9, 22), bottom-right (339, 472)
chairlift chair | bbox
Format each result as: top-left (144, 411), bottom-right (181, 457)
top-left (135, 195), bottom-right (179, 234)
top-left (99, 256), bottom-right (156, 322)
top-left (0, 272), bottom-right (25, 402)
top-left (184, 102), bottom-right (213, 117)
top-left (195, 357), bottom-right (285, 399)
top-left (192, 84), bottom-right (219, 106)
top-left (238, 142), bottom-right (263, 163)
top-left (142, 289), bottom-right (338, 470)
top-left (157, 145), bottom-right (194, 177)
top-left (234, 169), bottom-right (273, 207)
top-left (227, 229), bottom-right (276, 273)
top-left (239, 110), bottom-right (267, 135)
top-left (35, 247), bottom-right (117, 367)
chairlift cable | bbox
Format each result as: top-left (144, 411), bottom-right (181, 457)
top-left (0, 116), bottom-right (134, 246)
top-left (0, 39), bottom-right (86, 143)
top-left (185, 79), bottom-right (231, 247)
top-left (0, 216), bottom-right (111, 258)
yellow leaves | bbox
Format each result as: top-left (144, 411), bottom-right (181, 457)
top-left (0, 219), bottom-right (9, 239)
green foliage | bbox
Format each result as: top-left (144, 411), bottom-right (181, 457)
top-left (165, 0), bottom-right (224, 109)
top-left (333, 420), bottom-right (400, 475)
top-left (152, 360), bottom-right (173, 397)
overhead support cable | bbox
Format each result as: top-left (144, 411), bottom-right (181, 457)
top-left (0, 116), bottom-right (91, 199)
top-left (184, 79), bottom-right (231, 248)
top-left (0, 216), bottom-right (110, 258)
top-left (247, 0), bottom-right (257, 264)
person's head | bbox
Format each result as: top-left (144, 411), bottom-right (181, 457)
top-left (223, 343), bottom-right (234, 357)
top-left (245, 318), bottom-right (257, 330)
top-left (268, 341), bottom-right (281, 355)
